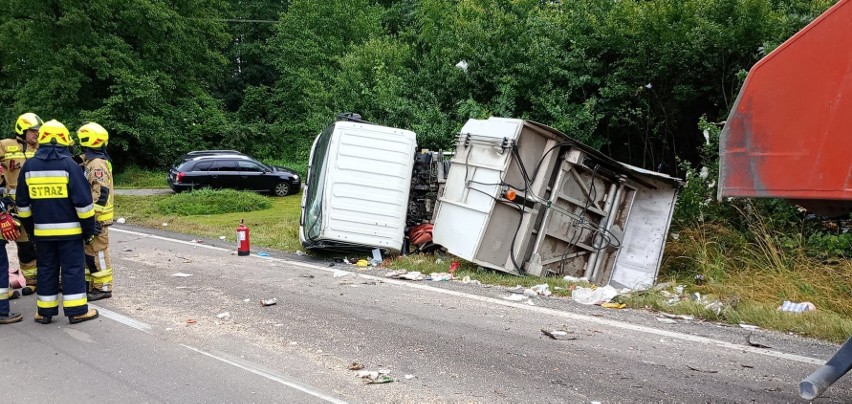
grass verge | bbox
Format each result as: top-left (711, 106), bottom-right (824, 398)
top-left (114, 166), bottom-right (167, 189)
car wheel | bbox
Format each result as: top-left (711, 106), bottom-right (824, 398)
top-left (273, 182), bottom-right (291, 197)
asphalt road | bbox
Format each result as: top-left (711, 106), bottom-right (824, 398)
top-left (2, 225), bottom-right (850, 403)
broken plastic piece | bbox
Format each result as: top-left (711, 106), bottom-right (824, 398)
top-left (260, 298), bottom-right (278, 307)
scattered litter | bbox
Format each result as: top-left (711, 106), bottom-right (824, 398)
top-left (563, 275), bottom-right (589, 283)
top-left (219, 236), bottom-right (226, 240)
top-left (449, 260), bottom-right (459, 274)
top-left (274, 324), bottom-right (285, 327)
top-left (333, 269), bottom-right (350, 278)
top-left (660, 313), bottom-right (694, 321)
top-left (430, 272), bottom-right (453, 281)
top-left (530, 284), bottom-right (552, 296)
top-left (541, 329), bottom-right (569, 340)
top-left (686, 365), bottom-right (718, 373)
top-left (739, 323), bottom-right (760, 331)
top-left (116, 217), bottom-right (126, 224)
top-left (370, 248), bottom-right (383, 266)
top-left (355, 369), bottom-right (394, 384)
top-left (257, 252), bottom-right (270, 257)
top-left (746, 333), bottom-right (772, 349)
top-left (502, 294), bottom-right (528, 302)
top-left (704, 301), bottom-right (724, 315)
top-left (385, 270), bottom-right (425, 281)
top-left (404, 374), bottom-right (416, 380)
top-left (508, 285), bottom-right (525, 294)
top-left (674, 285), bottom-right (685, 295)
top-left (216, 312), bottom-right (231, 320)
top-left (172, 272), bottom-right (193, 277)
top-left (741, 364), bottom-right (754, 369)
top-left (572, 285), bottom-right (619, 305)
top-left (190, 239), bottom-right (204, 244)
top-left (243, 298), bottom-right (251, 302)
top-left (300, 274), bottom-right (315, 279)
top-left (348, 362), bottom-right (365, 370)
top-left (356, 259), bottom-right (369, 267)
top-left (656, 317), bottom-right (678, 324)
top-left (176, 286), bottom-right (191, 289)
top-left (162, 222), bottom-right (168, 227)
top-left (186, 319), bottom-right (196, 324)
top-left (526, 299), bottom-right (536, 306)
top-left (260, 298), bottom-right (278, 307)
top-left (178, 257), bottom-right (192, 263)
top-left (601, 302), bottom-right (626, 309)
top-left (777, 300), bottom-right (816, 313)
top-left (461, 276), bottom-right (481, 285)
top-left (296, 250), bottom-right (306, 256)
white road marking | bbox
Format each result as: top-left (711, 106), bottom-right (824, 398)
top-left (89, 303), bottom-right (152, 334)
top-left (182, 344), bottom-right (348, 404)
top-left (112, 227), bottom-right (826, 365)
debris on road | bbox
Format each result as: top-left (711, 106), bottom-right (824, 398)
top-left (116, 217), bottom-right (126, 224)
top-left (563, 275), bottom-right (589, 283)
top-left (260, 298), bottom-right (278, 307)
top-left (355, 369), bottom-right (394, 384)
top-left (530, 284), bottom-right (551, 296)
top-left (301, 274), bottom-right (315, 279)
top-left (501, 294), bottom-right (528, 302)
top-left (461, 276), bottom-right (481, 285)
top-left (216, 312), bottom-right (231, 320)
top-left (257, 252), bottom-right (270, 257)
top-left (370, 248), bottom-right (383, 266)
top-left (186, 319), bottom-right (196, 324)
top-left (356, 259), bottom-right (369, 267)
top-left (404, 374), bottom-right (416, 380)
top-left (385, 270), bottom-right (425, 281)
top-left (686, 365), bottom-right (718, 373)
top-left (429, 272), bottom-right (453, 281)
top-left (739, 323), bottom-right (760, 331)
top-left (333, 269), bottom-right (350, 278)
top-left (656, 318), bottom-right (678, 324)
top-left (172, 272), bottom-right (193, 277)
top-left (659, 313), bottom-right (694, 321)
top-left (601, 302), bottom-right (626, 309)
top-left (746, 333), bottom-right (772, 349)
top-left (541, 329), bottom-right (577, 341)
top-left (571, 285), bottom-right (619, 305)
top-left (219, 236), bottom-right (226, 240)
top-left (348, 362), bottom-right (365, 370)
top-left (190, 239), bottom-right (204, 244)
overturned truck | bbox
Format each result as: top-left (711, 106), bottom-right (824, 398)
top-left (300, 115), bottom-right (681, 288)
top-left (432, 118), bottom-right (682, 289)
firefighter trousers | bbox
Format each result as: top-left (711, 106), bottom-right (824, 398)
top-left (0, 241), bottom-right (9, 315)
top-left (84, 225), bottom-right (111, 292)
top-left (35, 239), bottom-right (88, 318)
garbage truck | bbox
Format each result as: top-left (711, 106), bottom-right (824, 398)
top-left (716, 0), bottom-right (852, 398)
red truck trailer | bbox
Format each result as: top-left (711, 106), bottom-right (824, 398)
top-left (718, 0), bottom-right (852, 217)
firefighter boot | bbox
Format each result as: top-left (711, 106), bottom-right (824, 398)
top-left (7, 290), bottom-right (19, 300)
top-left (87, 289), bottom-right (112, 301)
top-left (0, 312), bottom-right (22, 324)
top-left (34, 313), bottom-right (52, 324)
top-left (21, 283), bottom-right (35, 296)
top-left (69, 309), bottom-right (99, 324)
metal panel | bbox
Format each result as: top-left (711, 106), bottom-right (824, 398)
top-left (719, 0), bottom-right (852, 215)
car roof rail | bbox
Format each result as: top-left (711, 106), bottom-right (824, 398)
top-left (187, 150), bottom-right (246, 155)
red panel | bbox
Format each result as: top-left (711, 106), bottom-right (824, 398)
top-left (719, 0), bottom-right (852, 205)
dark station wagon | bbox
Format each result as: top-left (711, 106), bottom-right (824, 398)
top-left (167, 150), bottom-right (301, 196)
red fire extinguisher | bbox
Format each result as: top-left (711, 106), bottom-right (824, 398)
top-left (237, 219), bottom-right (250, 256)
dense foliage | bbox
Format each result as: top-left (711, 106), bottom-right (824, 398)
top-left (0, 0), bottom-right (838, 173)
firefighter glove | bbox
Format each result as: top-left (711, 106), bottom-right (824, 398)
top-left (0, 212), bottom-right (20, 241)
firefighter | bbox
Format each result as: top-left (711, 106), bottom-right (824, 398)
top-left (0, 197), bottom-right (23, 324)
top-left (76, 122), bottom-right (113, 301)
top-left (16, 119), bottom-right (99, 324)
top-left (0, 113), bottom-right (41, 295)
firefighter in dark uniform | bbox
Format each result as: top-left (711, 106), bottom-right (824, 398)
top-left (77, 122), bottom-right (114, 301)
top-left (16, 119), bottom-right (99, 324)
top-left (0, 113), bottom-right (41, 294)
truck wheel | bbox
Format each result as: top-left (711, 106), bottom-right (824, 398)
top-left (273, 182), bottom-right (291, 197)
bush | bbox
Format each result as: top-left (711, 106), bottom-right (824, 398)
top-left (157, 189), bottom-right (272, 216)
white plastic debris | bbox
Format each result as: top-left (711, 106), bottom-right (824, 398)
top-left (116, 217), bottom-right (126, 224)
top-left (571, 285), bottom-right (619, 305)
top-left (778, 301), bottom-right (816, 313)
top-left (562, 275), bottom-right (589, 283)
top-left (704, 301), bottom-right (724, 315)
top-left (404, 374), bottom-right (415, 380)
top-left (333, 269), bottom-right (350, 278)
top-left (739, 323), bottom-right (760, 330)
top-left (656, 318), bottom-right (678, 324)
top-left (501, 294), bottom-right (527, 302)
top-left (430, 272), bottom-right (453, 281)
top-left (219, 236), bottom-right (226, 240)
top-left (530, 284), bottom-right (552, 296)
top-left (216, 312), bottom-right (231, 320)
top-left (454, 59), bottom-right (469, 72)
top-left (699, 166), bottom-right (709, 179)
top-left (162, 222), bottom-right (168, 227)
top-left (171, 272), bottom-right (193, 277)
top-left (385, 270), bottom-right (425, 281)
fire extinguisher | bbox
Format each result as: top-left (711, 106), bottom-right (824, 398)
top-left (237, 219), bottom-right (250, 256)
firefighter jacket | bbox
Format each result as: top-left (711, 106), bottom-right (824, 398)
top-left (0, 138), bottom-right (37, 200)
top-left (83, 150), bottom-right (114, 223)
top-left (15, 145), bottom-right (96, 240)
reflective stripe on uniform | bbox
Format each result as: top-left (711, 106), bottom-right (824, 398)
top-left (0, 288), bottom-right (8, 300)
top-left (6, 188), bottom-right (15, 195)
top-left (16, 205), bottom-right (31, 218)
top-left (76, 204), bottom-right (95, 219)
top-left (25, 170), bottom-right (69, 180)
top-left (34, 222), bottom-right (82, 236)
top-left (37, 294), bottom-right (60, 308)
top-left (63, 293), bottom-right (87, 308)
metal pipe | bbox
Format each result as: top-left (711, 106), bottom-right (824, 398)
top-left (799, 336), bottom-right (852, 399)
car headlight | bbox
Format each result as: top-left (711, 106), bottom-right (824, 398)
top-left (292, 175), bottom-right (300, 181)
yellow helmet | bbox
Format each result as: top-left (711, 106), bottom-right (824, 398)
top-left (77, 122), bottom-right (109, 148)
top-left (15, 112), bottom-right (43, 136)
top-left (38, 120), bottom-right (73, 146)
